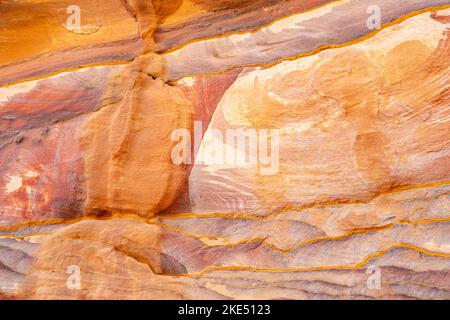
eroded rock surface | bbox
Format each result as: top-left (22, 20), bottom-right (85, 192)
top-left (0, 0), bottom-right (448, 300)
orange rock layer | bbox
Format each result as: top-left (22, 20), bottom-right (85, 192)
top-left (0, 0), bottom-right (448, 300)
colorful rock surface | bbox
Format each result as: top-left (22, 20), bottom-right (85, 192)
top-left (0, 0), bottom-right (449, 300)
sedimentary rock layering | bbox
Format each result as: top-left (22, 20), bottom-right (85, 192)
top-left (0, 0), bottom-right (449, 299)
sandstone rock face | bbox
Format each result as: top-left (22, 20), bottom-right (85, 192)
top-left (188, 10), bottom-right (450, 214)
top-left (0, 0), bottom-right (449, 300)
top-left (82, 57), bottom-right (193, 218)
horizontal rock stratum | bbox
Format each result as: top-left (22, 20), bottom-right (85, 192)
top-left (0, 0), bottom-right (449, 300)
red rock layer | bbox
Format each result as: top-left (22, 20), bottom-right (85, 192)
top-left (0, 67), bottom-right (120, 225)
top-left (0, 0), bottom-right (448, 301)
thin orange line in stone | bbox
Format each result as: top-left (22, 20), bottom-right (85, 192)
top-left (0, 181), bottom-right (447, 233)
top-left (0, 60), bottom-right (130, 89)
top-left (171, 4), bottom-right (450, 82)
top-left (162, 180), bottom-right (450, 219)
top-left (2, 217), bottom-right (448, 257)
top-left (157, 217), bottom-right (450, 254)
top-left (160, 0), bottom-right (345, 55)
top-left (161, 243), bottom-right (450, 278)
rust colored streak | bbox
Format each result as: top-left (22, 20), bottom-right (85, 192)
top-left (161, 68), bottom-right (243, 214)
top-left (0, 116), bottom-right (87, 224)
top-left (431, 11), bottom-right (450, 23)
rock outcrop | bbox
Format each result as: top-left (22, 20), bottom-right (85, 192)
top-left (0, 0), bottom-right (448, 300)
